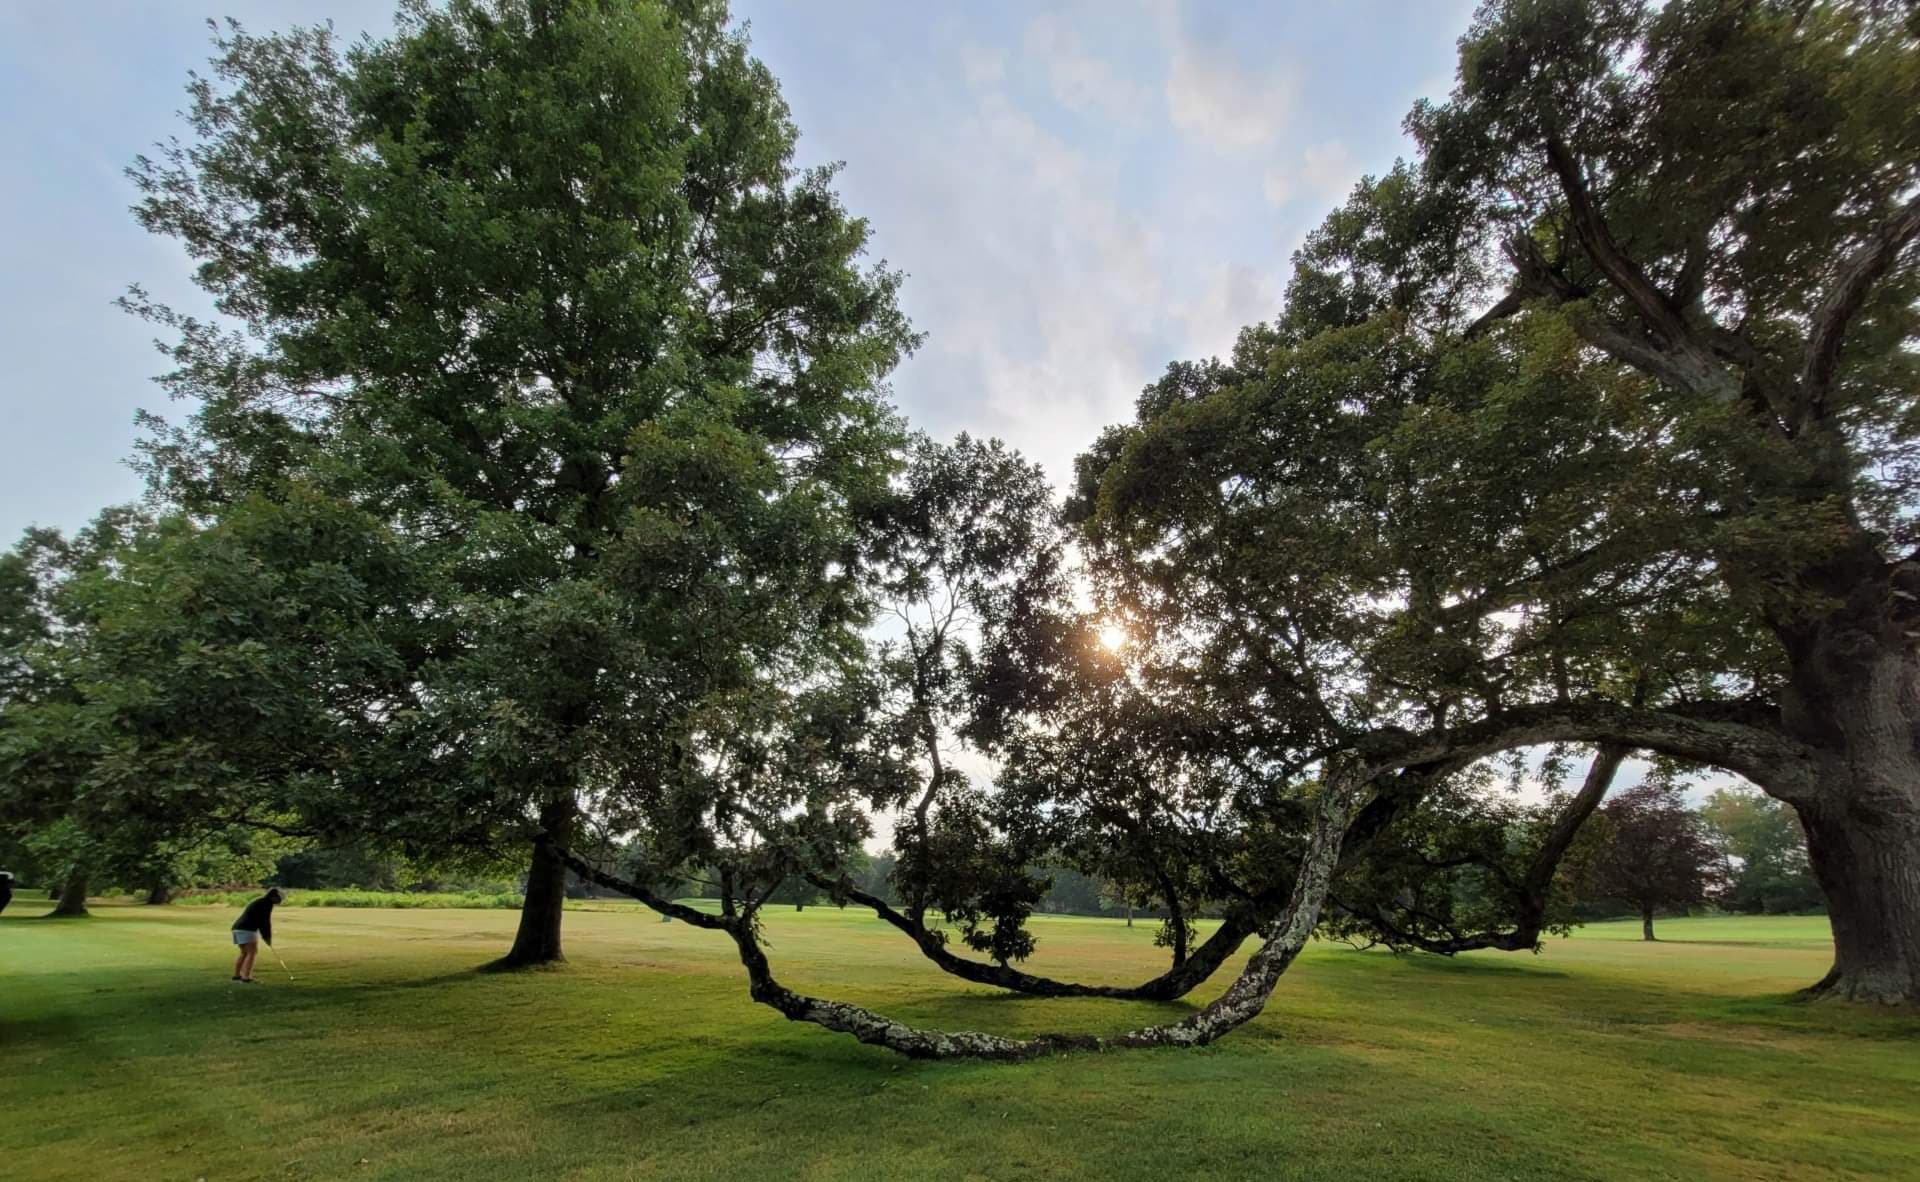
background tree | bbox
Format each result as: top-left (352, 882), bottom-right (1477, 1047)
top-left (1701, 786), bottom-right (1823, 915)
top-left (0, 499), bottom-right (410, 918)
top-left (1585, 780), bottom-right (1725, 940)
top-left (125, 0), bottom-right (913, 967)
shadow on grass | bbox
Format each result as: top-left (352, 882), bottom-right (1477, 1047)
top-left (1644, 938), bottom-right (1832, 950)
top-left (1329, 946), bottom-right (1572, 981)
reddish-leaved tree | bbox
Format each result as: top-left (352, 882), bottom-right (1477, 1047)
top-left (1589, 783), bottom-right (1725, 941)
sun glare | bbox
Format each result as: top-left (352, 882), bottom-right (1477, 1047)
top-left (1097, 621), bottom-right (1128, 652)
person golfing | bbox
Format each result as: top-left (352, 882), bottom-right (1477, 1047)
top-left (0, 871), bottom-right (14, 915)
top-left (229, 888), bottom-right (283, 983)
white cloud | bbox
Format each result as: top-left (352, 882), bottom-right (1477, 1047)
top-left (1262, 140), bottom-right (1361, 208)
top-left (1302, 140), bottom-right (1360, 197)
top-left (958, 43), bottom-right (1007, 88)
top-left (1172, 262), bottom-right (1275, 360)
top-left (1165, 38), bottom-right (1299, 152)
top-left (882, 89), bottom-right (1166, 490)
top-left (1260, 165), bottom-right (1294, 206)
top-left (1024, 15), bottom-right (1152, 121)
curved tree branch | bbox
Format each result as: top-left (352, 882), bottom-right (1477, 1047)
top-left (1800, 190), bottom-right (1920, 423)
top-left (714, 778), bottom-right (1362, 1058)
top-left (793, 760), bottom-right (1463, 1003)
top-left (804, 869), bottom-right (1264, 1000)
top-left (1364, 699), bottom-right (1816, 799)
top-left (1354, 744), bottom-right (1627, 955)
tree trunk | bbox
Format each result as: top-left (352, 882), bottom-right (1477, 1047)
top-left (1772, 597), bottom-right (1920, 1006)
top-left (1641, 904), bottom-right (1655, 942)
top-left (49, 871), bottom-right (89, 918)
top-left (144, 876), bottom-right (171, 905)
top-left (1124, 903), bottom-right (1133, 927)
top-left (1794, 789), bottom-right (1920, 1005)
top-left (495, 797), bottom-right (573, 968)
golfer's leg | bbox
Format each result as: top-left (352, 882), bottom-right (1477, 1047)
top-left (234, 945), bottom-right (247, 977)
top-left (242, 942), bottom-right (257, 979)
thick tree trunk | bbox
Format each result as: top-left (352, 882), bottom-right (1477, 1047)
top-left (49, 871), bottom-right (89, 918)
top-left (495, 798), bottom-right (573, 968)
top-left (1773, 594), bottom-right (1920, 1006)
top-left (1641, 904), bottom-right (1655, 942)
top-left (1795, 790), bottom-right (1920, 1005)
top-left (144, 877), bottom-right (171, 905)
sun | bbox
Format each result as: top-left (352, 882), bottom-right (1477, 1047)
top-left (1096, 621), bottom-right (1128, 652)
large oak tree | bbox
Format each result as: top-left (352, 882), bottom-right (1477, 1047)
top-left (1079, 0), bottom-right (1920, 1004)
top-left (127, 0), bottom-right (912, 966)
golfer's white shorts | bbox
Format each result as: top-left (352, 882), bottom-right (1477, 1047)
top-left (232, 930), bottom-right (259, 946)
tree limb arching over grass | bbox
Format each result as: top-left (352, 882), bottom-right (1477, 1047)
top-left (556, 775), bottom-right (1359, 1060)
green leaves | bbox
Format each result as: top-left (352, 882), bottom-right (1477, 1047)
top-left (110, 1), bottom-right (913, 898)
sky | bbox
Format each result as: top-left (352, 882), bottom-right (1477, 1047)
top-left (0, 0), bottom-right (1478, 544)
top-left (0, 0), bottom-right (1743, 823)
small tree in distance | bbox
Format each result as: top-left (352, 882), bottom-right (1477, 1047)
top-left (1701, 788), bottom-right (1823, 916)
top-left (1587, 782), bottom-right (1725, 941)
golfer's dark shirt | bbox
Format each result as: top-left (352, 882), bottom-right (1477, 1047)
top-left (232, 897), bottom-right (275, 944)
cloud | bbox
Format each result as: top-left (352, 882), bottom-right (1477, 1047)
top-left (1260, 165), bottom-right (1295, 206)
top-left (1023, 15), bottom-right (1152, 121)
top-left (878, 88), bottom-right (1167, 491)
top-left (1302, 141), bottom-right (1359, 196)
top-left (1172, 262), bottom-right (1275, 360)
top-left (1261, 140), bottom-right (1360, 207)
top-left (958, 43), bottom-right (1007, 88)
top-left (1164, 37), bottom-right (1299, 152)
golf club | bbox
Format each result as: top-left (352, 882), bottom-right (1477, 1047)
top-left (267, 943), bottom-right (295, 980)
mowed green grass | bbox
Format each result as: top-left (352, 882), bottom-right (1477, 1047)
top-left (3, 901), bottom-right (1916, 1181)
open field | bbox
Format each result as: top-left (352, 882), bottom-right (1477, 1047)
top-left (3, 902), bottom-right (1916, 1181)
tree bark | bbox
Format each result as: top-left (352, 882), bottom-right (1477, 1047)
top-left (144, 876), bottom-right (171, 905)
top-left (1641, 904), bottom-right (1656, 942)
top-left (1772, 573), bottom-right (1920, 1006)
top-left (494, 797), bottom-right (573, 968)
top-left (1794, 786), bottom-right (1920, 1004)
top-left (49, 870), bottom-right (89, 918)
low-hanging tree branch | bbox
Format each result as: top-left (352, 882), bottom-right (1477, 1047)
top-left (1347, 744), bottom-right (1628, 955)
top-left (796, 761), bottom-right (1463, 1003)
top-left (1365, 698), bottom-right (1817, 800)
top-left (556, 775), bottom-right (1364, 1060)
top-left (801, 869), bottom-right (1267, 1001)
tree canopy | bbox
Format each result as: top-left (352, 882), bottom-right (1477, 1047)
top-left (119, 0), bottom-right (915, 966)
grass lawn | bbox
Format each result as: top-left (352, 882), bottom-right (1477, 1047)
top-left (3, 900), bottom-right (1916, 1181)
